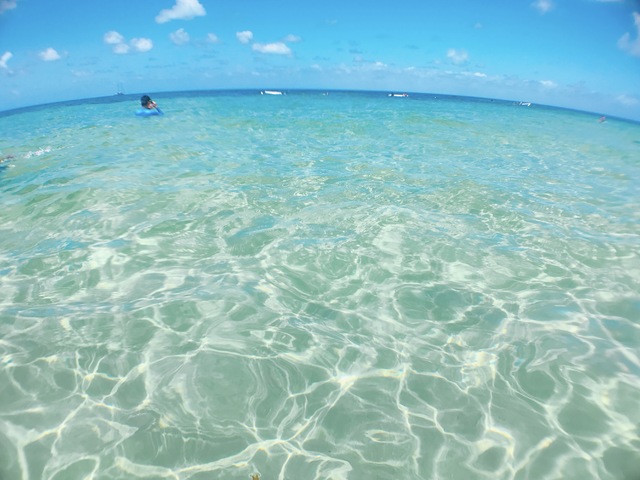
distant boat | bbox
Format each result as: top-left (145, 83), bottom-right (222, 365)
top-left (389, 93), bottom-right (409, 97)
top-left (261, 90), bottom-right (284, 95)
top-left (519, 102), bottom-right (531, 106)
top-left (115, 82), bottom-right (125, 96)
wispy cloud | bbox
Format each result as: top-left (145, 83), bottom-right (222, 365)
top-left (447, 48), bottom-right (469, 64)
top-left (0, 51), bottom-right (12, 72)
top-left (531, 0), bottom-right (554, 14)
top-left (0, 0), bottom-right (17, 14)
top-left (208, 33), bottom-right (220, 44)
top-left (39, 48), bottom-right (61, 61)
top-left (71, 69), bottom-right (92, 78)
top-left (236, 31), bottom-right (254, 44)
top-left (616, 94), bottom-right (638, 106)
top-left (283, 34), bottom-right (301, 43)
top-left (156, 0), bottom-right (206, 24)
top-left (618, 11), bottom-right (640, 57)
top-left (252, 42), bottom-right (292, 55)
top-left (170, 28), bottom-right (190, 45)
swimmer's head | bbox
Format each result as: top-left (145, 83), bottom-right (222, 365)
top-left (140, 95), bottom-right (152, 107)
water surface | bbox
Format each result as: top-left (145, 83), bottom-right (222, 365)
top-left (1, 91), bottom-right (639, 479)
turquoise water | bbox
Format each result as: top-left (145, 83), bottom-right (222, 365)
top-left (1, 91), bottom-right (639, 480)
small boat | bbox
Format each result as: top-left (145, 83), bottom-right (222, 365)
top-left (261, 90), bottom-right (284, 95)
top-left (519, 102), bottom-right (531, 106)
top-left (389, 93), bottom-right (409, 97)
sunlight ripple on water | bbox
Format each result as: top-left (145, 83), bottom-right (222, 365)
top-left (0, 91), bottom-right (639, 480)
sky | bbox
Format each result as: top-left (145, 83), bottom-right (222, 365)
top-left (1, 0), bottom-right (639, 120)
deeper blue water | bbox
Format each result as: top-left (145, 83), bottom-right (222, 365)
top-left (0, 90), bottom-right (639, 480)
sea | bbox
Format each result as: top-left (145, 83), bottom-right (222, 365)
top-left (0, 90), bottom-right (639, 480)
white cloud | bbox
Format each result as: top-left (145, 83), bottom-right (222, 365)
top-left (104, 31), bottom-right (124, 45)
top-left (283, 34), bottom-right (301, 43)
top-left (0, 0), bottom-right (17, 14)
top-left (170, 28), bottom-right (190, 45)
top-left (616, 94), bottom-right (639, 106)
top-left (352, 60), bottom-right (387, 71)
top-left (207, 33), bottom-right (220, 44)
top-left (0, 51), bottom-right (12, 68)
top-left (539, 79), bottom-right (557, 88)
top-left (447, 48), bottom-right (468, 64)
top-left (236, 31), bottom-right (253, 44)
top-left (531, 0), bottom-right (554, 14)
top-left (618, 12), bottom-right (640, 57)
top-left (39, 47), bottom-right (61, 61)
top-left (156, 0), bottom-right (205, 24)
top-left (113, 43), bottom-right (130, 54)
top-left (131, 38), bottom-right (153, 52)
top-left (252, 42), bottom-right (292, 55)
top-left (104, 31), bottom-right (152, 54)
top-left (104, 31), bottom-right (130, 53)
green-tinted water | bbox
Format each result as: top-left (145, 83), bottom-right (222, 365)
top-left (1, 91), bottom-right (639, 479)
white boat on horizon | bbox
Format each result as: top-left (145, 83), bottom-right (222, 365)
top-left (261, 90), bottom-right (284, 95)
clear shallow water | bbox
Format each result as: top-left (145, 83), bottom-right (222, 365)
top-left (0, 91), bottom-right (639, 480)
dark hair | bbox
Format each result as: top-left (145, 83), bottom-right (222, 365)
top-left (140, 95), bottom-right (151, 106)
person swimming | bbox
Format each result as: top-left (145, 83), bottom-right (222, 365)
top-left (135, 95), bottom-right (163, 116)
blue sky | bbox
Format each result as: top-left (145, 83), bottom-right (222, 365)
top-left (1, 0), bottom-right (639, 120)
